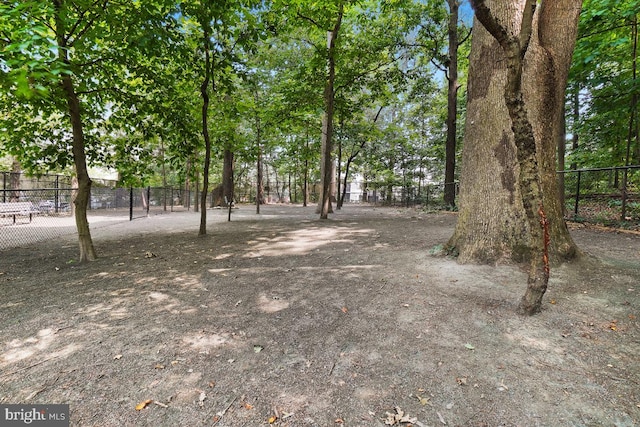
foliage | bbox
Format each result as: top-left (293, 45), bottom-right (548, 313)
top-left (569, 0), bottom-right (639, 168)
top-left (1, 0), bottom-right (472, 205)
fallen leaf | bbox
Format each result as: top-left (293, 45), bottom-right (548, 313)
top-left (415, 394), bottom-right (431, 405)
top-left (243, 402), bottom-right (253, 410)
top-left (341, 307), bottom-right (348, 313)
top-left (135, 399), bottom-right (153, 411)
top-left (154, 364), bottom-right (165, 370)
top-left (113, 354), bottom-right (123, 360)
top-left (384, 406), bottom-right (417, 425)
top-left (550, 299), bottom-right (556, 304)
top-left (198, 391), bottom-right (206, 407)
top-left (208, 381), bottom-right (215, 388)
top-left (254, 345), bottom-right (264, 353)
top-left (464, 343), bottom-right (475, 351)
top-left (456, 377), bottom-right (468, 386)
top-left (335, 418), bottom-right (344, 424)
top-left (268, 415), bottom-right (278, 424)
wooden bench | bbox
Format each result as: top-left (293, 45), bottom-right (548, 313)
top-left (0, 202), bottom-right (39, 224)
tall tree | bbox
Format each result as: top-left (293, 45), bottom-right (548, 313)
top-left (1, 0), bottom-right (179, 261)
top-left (317, 3), bottom-right (344, 219)
top-left (180, 0), bottom-right (260, 233)
top-left (449, 0), bottom-right (582, 314)
top-left (443, 0), bottom-right (464, 208)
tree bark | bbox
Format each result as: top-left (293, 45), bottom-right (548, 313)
top-left (222, 147), bottom-right (234, 206)
top-left (54, 0), bottom-right (96, 262)
top-left (622, 15), bottom-right (638, 219)
top-left (318, 4), bottom-right (343, 219)
top-left (199, 25), bottom-right (212, 236)
top-left (9, 159), bottom-right (20, 201)
top-left (254, 98), bottom-right (264, 213)
top-left (444, 0), bottom-right (460, 209)
top-left (336, 125), bottom-right (342, 210)
top-left (257, 144), bottom-right (264, 213)
top-left (449, 0), bottom-right (581, 268)
top-left (303, 131), bottom-right (309, 207)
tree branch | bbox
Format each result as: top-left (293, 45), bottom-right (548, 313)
top-left (578, 22), bottom-right (632, 40)
top-left (334, 56), bottom-right (402, 94)
top-left (518, 0), bottom-right (537, 58)
top-left (296, 12), bottom-right (326, 31)
top-left (458, 27), bottom-right (472, 46)
top-left (68, 0), bottom-right (109, 47)
top-left (470, 0), bottom-right (511, 51)
top-left (288, 36), bottom-right (324, 55)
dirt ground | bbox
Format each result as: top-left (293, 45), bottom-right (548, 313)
top-left (1, 204), bottom-right (639, 427)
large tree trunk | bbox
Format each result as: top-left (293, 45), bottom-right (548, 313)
top-left (62, 73), bottom-right (96, 262)
top-left (448, 0), bottom-right (581, 267)
top-left (54, 0), bottom-right (96, 262)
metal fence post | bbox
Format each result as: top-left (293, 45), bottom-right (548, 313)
top-left (621, 166), bottom-right (629, 220)
top-left (129, 186), bottom-right (133, 221)
top-left (573, 170), bottom-right (581, 220)
top-left (54, 175), bottom-right (60, 213)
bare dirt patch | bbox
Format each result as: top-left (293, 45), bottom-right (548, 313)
top-left (1, 205), bottom-right (639, 426)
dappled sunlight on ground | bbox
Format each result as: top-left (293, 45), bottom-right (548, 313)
top-left (257, 294), bottom-right (290, 313)
top-left (1, 328), bottom-right (57, 364)
top-left (504, 329), bottom-right (554, 352)
top-left (172, 275), bottom-right (206, 291)
top-left (182, 331), bottom-right (232, 352)
top-left (147, 291), bottom-right (183, 314)
top-left (1, 207), bottom-right (638, 426)
top-left (244, 226), bottom-right (374, 258)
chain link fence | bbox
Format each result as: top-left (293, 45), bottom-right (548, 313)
top-left (1, 172), bottom-right (195, 250)
top-left (560, 166), bottom-right (640, 226)
top-left (3, 166), bottom-right (638, 250)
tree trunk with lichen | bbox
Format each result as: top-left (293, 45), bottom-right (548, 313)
top-left (448, 0), bottom-right (581, 276)
top-left (54, 0), bottom-right (96, 262)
